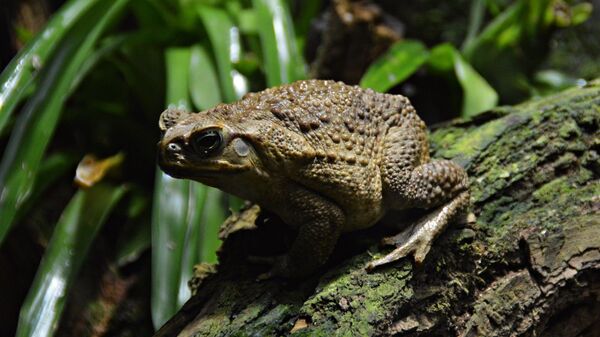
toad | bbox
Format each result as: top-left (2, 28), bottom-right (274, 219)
top-left (158, 80), bottom-right (469, 278)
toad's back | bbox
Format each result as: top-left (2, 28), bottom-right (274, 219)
top-left (234, 80), bottom-right (431, 229)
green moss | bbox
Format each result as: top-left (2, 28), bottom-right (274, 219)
top-left (296, 257), bottom-right (412, 335)
top-left (532, 176), bottom-right (573, 203)
top-left (559, 120), bottom-right (582, 139)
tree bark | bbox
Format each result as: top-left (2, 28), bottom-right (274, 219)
top-left (156, 81), bottom-right (600, 337)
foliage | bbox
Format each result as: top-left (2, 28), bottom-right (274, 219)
top-left (360, 0), bottom-right (592, 115)
top-left (1, 0), bottom-right (305, 334)
top-left (0, 0), bottom-right (592, 335)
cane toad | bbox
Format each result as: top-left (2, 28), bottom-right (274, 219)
top-left (158, 80), bottom-right (469, 278)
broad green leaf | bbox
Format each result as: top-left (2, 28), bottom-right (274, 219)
top-left (429, 44), bottom-right (498, 117)
top-left (16, 183), bottom-right (127, 337)
top-left (0, 0), bottom-right (99, 134)
top-left (0, 0), bottom-right (129, 245)
top-left (198, 6), bottom-right (248, 102)
top-left (189, 44), bottom-right (222, 110)
top-left (570, 3), bottom-right (593, 26)
top-left (359, 40), bottom-right (429, 93)
top-left (252, 0), bottom-right (306, 86)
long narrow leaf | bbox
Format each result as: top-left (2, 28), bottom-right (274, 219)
top-left (16, 183), bottom-right (127, 337)
top-left (0, 0), bottom-right (100, 134)
top-left (0, 0), bottom-right (129, 244)
top-left (198, 6), bottom-right (248, 102)
top-left (13, 152), bottom-right (78, 225)
top-left (199, 187), bottom-right (226, 263)
top-left (177, 183), bottom-right (208, 307)
top-left (252, 0), bottom-right (306, 86)
top-left (188, 44), bottom-right (222, 110)
top-left (360, 40), bottom-right (429, 93)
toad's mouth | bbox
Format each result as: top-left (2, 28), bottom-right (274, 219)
top-left (158, 157), bottom-right (250, 180)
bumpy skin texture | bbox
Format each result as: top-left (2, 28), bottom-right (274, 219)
top-left (158, 80), bottom-right (469, 278)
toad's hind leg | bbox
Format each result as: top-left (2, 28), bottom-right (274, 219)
top-left (366, 189), bottom-right (469, 271)
top-left (370, 123), bottom-right (469, 270)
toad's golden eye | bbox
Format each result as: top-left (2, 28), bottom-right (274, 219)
top-left (191, 129), bottom-right (222, 157)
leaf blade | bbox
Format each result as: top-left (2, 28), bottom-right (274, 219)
top-left (360, 40), bottom-right (429, 92)
top-left (16, 183), bottom-right (127, 337)
top-left (0, 0), bottom-right (129, 244)
top-left (252, 0), bottom-right (306, 86)
top-left (0, 0), bottom-right (99, 134)
top-left (429, 44), bottom-right (498, 117)
top-left (198, 6), bottom-right (248, 102)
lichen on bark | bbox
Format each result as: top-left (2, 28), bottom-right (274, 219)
top-left (156, 80), bottom-right (600, 337)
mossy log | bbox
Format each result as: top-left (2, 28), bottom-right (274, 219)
top-left (156, 81), bottom-right (600, 337)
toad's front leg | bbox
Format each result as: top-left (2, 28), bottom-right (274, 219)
top-left (254, 184), bottom-right (345, 279)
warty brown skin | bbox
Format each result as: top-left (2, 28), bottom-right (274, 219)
top-left (158, 79), bottom-right (469, 278)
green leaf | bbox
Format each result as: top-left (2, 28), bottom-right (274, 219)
top-left (252, 0), bottom-right (306, 86)
top-left (429, 44), bottom-right (498, 117)
top-left (152, 174), bottom-right (209, 328)
top-left (0, 0), bottom-right (129, 245)
top-left (462, 0), bottom-right (486, 50)
top-left (198, 6), bottom-right (248, 102)
top-left (359, 40), bottom-right (429, 93)
top-left (16, 183), bottom-right (127, 337)
top-left (199, 187), bottom-right (226, 263)
top-left (461, 0), bottom-right (555, 102)
top-left (570, 3), bottom-right (593, 26)
top-left (164, 48), bottom-right (192, 110)
top-left (115, 191), bottom-right (152, 267)
top-left (189, 44), bottom-right (222, 110)
top-left (0, 0), bottom-right (100, 134)
top-left (13, 152), bottom-right (78, 225)
top-left (238, 9), bottom-right (258, 34)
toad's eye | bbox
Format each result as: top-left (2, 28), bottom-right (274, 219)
top-left (190, 129), bottom-right (223, 156)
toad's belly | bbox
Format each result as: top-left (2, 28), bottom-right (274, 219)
top-left (341, 201), bottom-right (385, 232)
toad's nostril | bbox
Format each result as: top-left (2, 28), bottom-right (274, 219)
top-left (167, 142), bottom-right (182, 153)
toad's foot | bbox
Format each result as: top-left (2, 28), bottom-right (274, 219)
top-left (366, 190), bottom-right (469, 271)
top-left (248, 255), bottom-right (293, 280)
